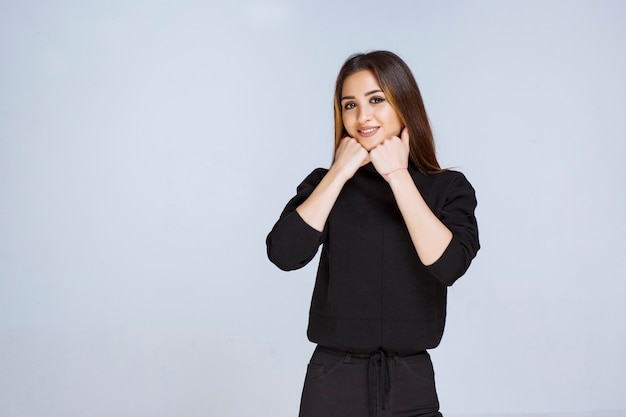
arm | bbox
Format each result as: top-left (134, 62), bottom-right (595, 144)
top-left (369, 130), bottom-right (452, 266)
top-left (267, 137), bottom-right (369, 270)
top-left (369, 130), bottom-right (480, 284)
top-left (386, 169), bottom-right (453, 266)
top-left (266, 171), bottom-right (326, 271)
top-left (296, 137), bottom-right (369, 231)
top-left (424, 172), bottom-right (480, 285)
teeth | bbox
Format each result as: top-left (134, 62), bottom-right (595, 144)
top-left (360, 128), bottom-right (377, 134)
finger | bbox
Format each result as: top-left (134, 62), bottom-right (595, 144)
top-left (337, 136), bottom-right (354, 155)
top-left (360, 152), bottom-right (371, 167)
top-left (400, 127), bottom-right (410, 147)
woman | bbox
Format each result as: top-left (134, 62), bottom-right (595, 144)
top-left (266, 51), bottom-right (480, 417)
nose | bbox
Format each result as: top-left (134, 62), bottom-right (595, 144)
top-left (357, 105), bottom-right (372, 123)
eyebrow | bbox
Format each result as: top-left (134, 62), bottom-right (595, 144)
top-left (341, 89), bottom-right (383, 101)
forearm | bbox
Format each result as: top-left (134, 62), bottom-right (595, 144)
top-left (296, 166), bottom-right (348, 232)
top-left (386, 169), bottom-right (453, 266)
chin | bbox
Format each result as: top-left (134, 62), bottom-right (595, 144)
top-left (359, 138), bottom-right (383, 151)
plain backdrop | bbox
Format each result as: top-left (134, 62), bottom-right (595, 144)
top-left (1, 1), bottom-right (625, 416)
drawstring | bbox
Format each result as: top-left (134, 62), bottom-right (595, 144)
top-left (368, 350), bottom-right (391, 417)
top-left (316, 346), bottom-right (426, 416)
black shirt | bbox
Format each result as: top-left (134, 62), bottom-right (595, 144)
top-left (267, 163), bottom-right (479, 354)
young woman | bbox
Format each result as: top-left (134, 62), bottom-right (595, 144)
top-left (266, 51), bottom-right (480, 417)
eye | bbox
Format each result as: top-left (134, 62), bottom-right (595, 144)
top-left (343, 102), bottom-right (356, 110)
top-left (371, 96), bottom-right (386, 104)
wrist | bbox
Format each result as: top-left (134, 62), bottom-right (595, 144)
top-left (328, 163), bottom-right (352, 185)
top-left (382, 167), bottom-right (408, 179)
top-left (383, 167), bottom-right (411, 186)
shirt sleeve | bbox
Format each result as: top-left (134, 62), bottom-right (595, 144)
top-left (426, 171), bottom-right (480, 286)
top-left (266, 168), bottom-right (328, 271)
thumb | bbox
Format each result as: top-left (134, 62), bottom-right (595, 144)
top-left (360, 151), bottom-right (371, 167)
top-left (400, 127), bottom-right (410, 149)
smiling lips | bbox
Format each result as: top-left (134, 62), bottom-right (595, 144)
top-left (358, 126), bottom-right (379, 137)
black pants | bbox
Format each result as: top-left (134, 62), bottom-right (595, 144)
top-left (299, 346), bottom-right (443, 417)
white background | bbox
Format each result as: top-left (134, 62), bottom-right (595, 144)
top-left (1, 1), bottom-right (625, 416)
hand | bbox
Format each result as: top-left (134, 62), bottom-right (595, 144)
top-left (330, 136), bottom-right (370, 181)
top-left (369, 128), bottom-right (410, 181)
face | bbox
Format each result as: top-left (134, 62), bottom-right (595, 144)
top-left (340, 70), bottom-right (403, 151)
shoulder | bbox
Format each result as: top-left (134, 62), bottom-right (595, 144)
top-left (297, 167), bottom-right (329, 192)
top-left (410, 166), bottom-right (474, 188)
top-left (436, 169), bottom-right (474, 188)
top-left (433, 170), bottom-right (478, 207)
top-left (304, 167), bottom-right (329, 182)
top-left (435, 170), bottom-right (476, 195)
top-left (410, 167), bottom-right (477, 205)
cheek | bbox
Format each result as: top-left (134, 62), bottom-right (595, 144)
top-left (341, 115), bottom-right (356, 135)
top-left (387, 110), bottom-right (403, 132)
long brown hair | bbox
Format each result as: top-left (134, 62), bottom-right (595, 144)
top-left (333, 51), bottom-right (442, 174)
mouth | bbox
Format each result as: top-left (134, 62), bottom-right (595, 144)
top-left (357, 127), bottom-right (379, 137)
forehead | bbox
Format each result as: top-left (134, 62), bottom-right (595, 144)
top-left (341, 70), bottom-right (382, 96)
